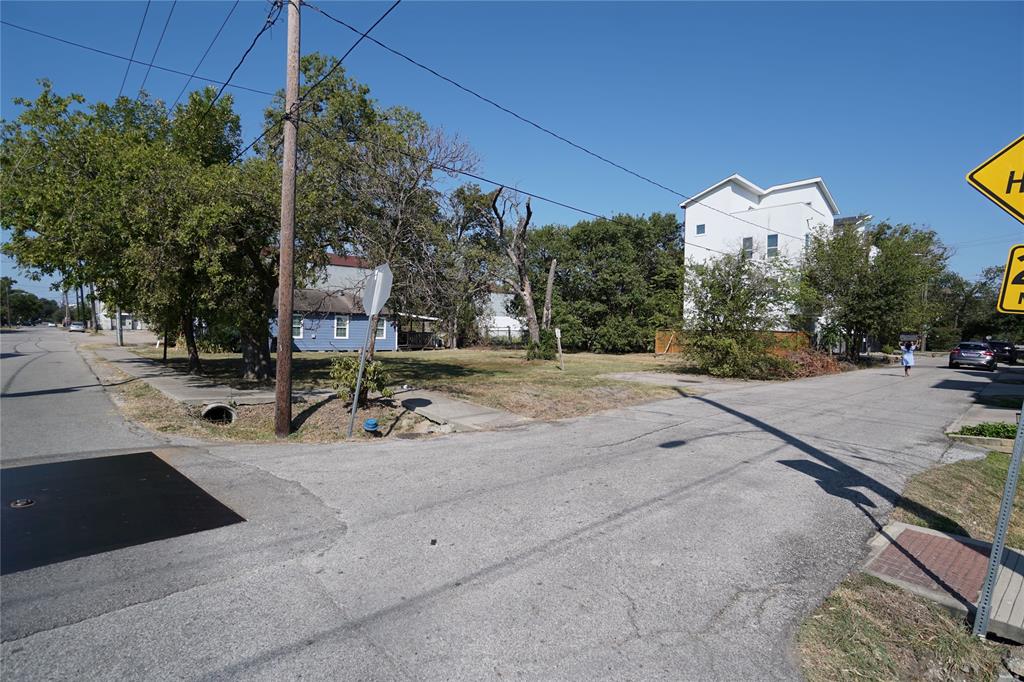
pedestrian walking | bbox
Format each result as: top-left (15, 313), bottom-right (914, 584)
top-left (901, 341), bottom-right (917, 377)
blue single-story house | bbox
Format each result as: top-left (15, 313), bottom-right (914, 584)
top-left (271, 288), bottom-right (398, 352)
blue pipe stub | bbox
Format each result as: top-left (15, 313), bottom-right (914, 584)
top-left (363, 418), bottom-right (379, 432)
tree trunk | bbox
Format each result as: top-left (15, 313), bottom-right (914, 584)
top-left (519, 280), bottom-right (541, 345)
top-left (88, 284), bottom-right (100, 330)
top-left (180, 313), bottom-right (202, 374)
top-left (542, 258), bottom-right (556, 330)
top-left (365, 313), bottom-right (380, 363)
top-left (241, 328), bottom-right (272, 382)
top-left (449, 317), bottom-right (458, 349)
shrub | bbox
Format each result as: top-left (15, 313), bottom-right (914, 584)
top-left (329, 356), bottom-right (394, 406)
top-left (881, 344), bottom-right (898, 355)
top-left (688, 335), bottom-right (794, 379)
top-left (957, 422), bottom-right (1019, 439)
top-left (526, 329), bottom-right (558, 361)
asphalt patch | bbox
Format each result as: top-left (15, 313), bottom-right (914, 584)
top-left (1, 452), bottom-right (244, 574)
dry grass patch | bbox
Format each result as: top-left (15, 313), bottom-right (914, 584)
top-left (892, 451), bottom-right (1024, 548)
top-left (799, 573), bottom-right (1006, 681)
top-left (105, 368), bottom-right (428, 443)
top-left (130, 347), bottom-right (693, 419)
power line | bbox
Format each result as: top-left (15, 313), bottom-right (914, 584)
top-left (117, 0), bottom-right (151, 98)
top-left (228, 0), bottom-right (401, 164)
top-left (197, 0), bottom-right (284, 124)
top-left (171, 0), bottom-right (240, 108)
top-left (138, 0), bottom-right (177, 95)
top-left (301, 0), bottom-right (401, 104)
top-left (1, 20), bottom-right (275, 96)
top-left (303, 1), bottom-right (811, 244)
top-left (300, 114), bottom-right (732, 258)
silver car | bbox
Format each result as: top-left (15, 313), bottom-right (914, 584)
top-left (949, 341), bottom-right (996, 371)
top-left (69, 321), bottom-right (86, 333)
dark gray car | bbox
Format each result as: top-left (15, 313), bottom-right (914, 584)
top-left (949, 341), bottom-right (996, 370)
top-left (987, 340), bottom-right (1017, 364)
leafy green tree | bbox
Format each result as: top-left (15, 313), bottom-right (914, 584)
top-left (525, 213), bottom-right (685, 352)
top-left (800, 221), bottom-right (947, 359)
top-left (684, 251), bottom-right (796, 377)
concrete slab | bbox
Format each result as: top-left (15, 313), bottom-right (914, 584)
top-left (396, 388), bottom-right (528, 432)
top-left (599, 371), bottom-right (765, 393)
top-left (863, 521), bottom-right (1024, 642)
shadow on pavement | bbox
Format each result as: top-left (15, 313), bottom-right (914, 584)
top-left (688, 394), bottom-right (976, 610)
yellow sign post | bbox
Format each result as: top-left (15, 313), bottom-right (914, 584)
top-left (997, 244), bottom-right (1024, 314)
top-left (967, 135), bottom-right (1024, 224)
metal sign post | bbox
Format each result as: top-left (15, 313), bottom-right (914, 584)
top-left (346, 264), bottom-right (393, 439)
top-left (973, 405), bottom-right (1024, 637)
top-left (555, 327), bottom-right (564, 371)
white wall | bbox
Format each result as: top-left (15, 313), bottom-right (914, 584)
top-left (683, 180), bottom-right (835, 266)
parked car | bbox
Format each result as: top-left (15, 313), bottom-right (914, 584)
top-left (987, 340), bottom-right (1017, 364)
top-left (47, 322), bottom-right (56, 327)
top-left (69, 321), bottom-right (86, 333)
top-left (949, 341), bottom-right (996, 371)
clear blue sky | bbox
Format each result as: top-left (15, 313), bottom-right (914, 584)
top-left (2, 1), bottom-right (1022, 300)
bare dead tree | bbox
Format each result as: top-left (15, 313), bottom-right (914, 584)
top-left (487, 187), bottom-right (540, 345)
top-left (541, 258), bottom-right (556, 330)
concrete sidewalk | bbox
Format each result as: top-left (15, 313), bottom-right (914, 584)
top-left (90, 346), bottom-right (332, 406)
top-left (863, 521), bottom-right (1024, 642)
top-left (396, 388), bottom-right (528, 432)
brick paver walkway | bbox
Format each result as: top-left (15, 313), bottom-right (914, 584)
top-left (864, 522), bottom-right (1024, 642)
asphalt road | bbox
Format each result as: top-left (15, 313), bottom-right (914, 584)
top-left (0, 327), bottom-right (169, 464)
top-left (1, 341), bottom-right (1010, 680)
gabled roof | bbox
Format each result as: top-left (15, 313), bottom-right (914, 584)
top-left (276, 288), bottom-right (389, 315)
top-left (680, 173), bottom-right (839, 216)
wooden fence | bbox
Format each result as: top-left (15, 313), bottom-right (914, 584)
top-left (654, 329), bottom-right (810, 355)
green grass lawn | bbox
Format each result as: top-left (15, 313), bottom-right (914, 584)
top-left (131, 346), bottom-right (692, 418)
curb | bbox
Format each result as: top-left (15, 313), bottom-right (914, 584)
top-left (945, 433), bottom-right (1015, 453)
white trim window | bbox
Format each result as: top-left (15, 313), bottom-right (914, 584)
top-left (291, 313), bottom-right (303, 339)
top-left (767, 234), bottom-right (779, 258)
top-left (375, 316), bottom-right (386, 340)
top-left (333, 314), bottom-right (350, 339)
top-left (695, 223), bottom-right (706, 235)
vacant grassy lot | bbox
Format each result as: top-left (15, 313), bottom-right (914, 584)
top-left (800, 452), bottom-right (1023, 680)
top-left (132, 347), bottom-right (692, 419)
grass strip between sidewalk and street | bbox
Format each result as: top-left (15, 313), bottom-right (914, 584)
top-left (800, 451), bottom-right (1024, 681)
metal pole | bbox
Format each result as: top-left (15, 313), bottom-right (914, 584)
top-left (273, 0), bottom-right (300, 438)
top-left (973, 398), bottom-right (1024, 637)
top-left (346, 321), bottom-right (375, 438)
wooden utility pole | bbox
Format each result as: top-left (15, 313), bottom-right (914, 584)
top-left (274, 0), bottom-right (300, 438)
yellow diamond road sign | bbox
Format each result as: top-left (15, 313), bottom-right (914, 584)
top-left (998, 244), bottom-right (1024, 314)
top-left (968, 134), bottom-right (1024, 224)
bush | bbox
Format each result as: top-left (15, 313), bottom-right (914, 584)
top-left (329, 356), bottom-right (394, 406)
top-left (957, 422), bottom-right (1019, 439)
top-left (526, 329), bottom-right (558, 361)
top-left (881, 344), bottom-right (898, 355)
top-left (688, 335), bottom-right (793, 379)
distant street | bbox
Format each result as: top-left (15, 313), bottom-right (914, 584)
top-left (0, 327), bottom-right (167, 464)
top-left (2, 348), bottom-right (1009, 680)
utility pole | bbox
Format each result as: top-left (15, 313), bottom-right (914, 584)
top-left (274, 0), bottom-right (300, 438)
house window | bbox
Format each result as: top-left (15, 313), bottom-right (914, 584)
top-left (333, 314), bottom-right (350, 339)
top-left (375, 317), bottom-right (387, 340)
top-left (695, 224), bottom-right (706, 235)
top-left (742, 237), bottom-right (753, 259)
top-left (805, 233), bottom-right (812, 249)
top-left (291, 313), bottom-right (303, 339)
top-left (767, 234), bottom-right (779, 258)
